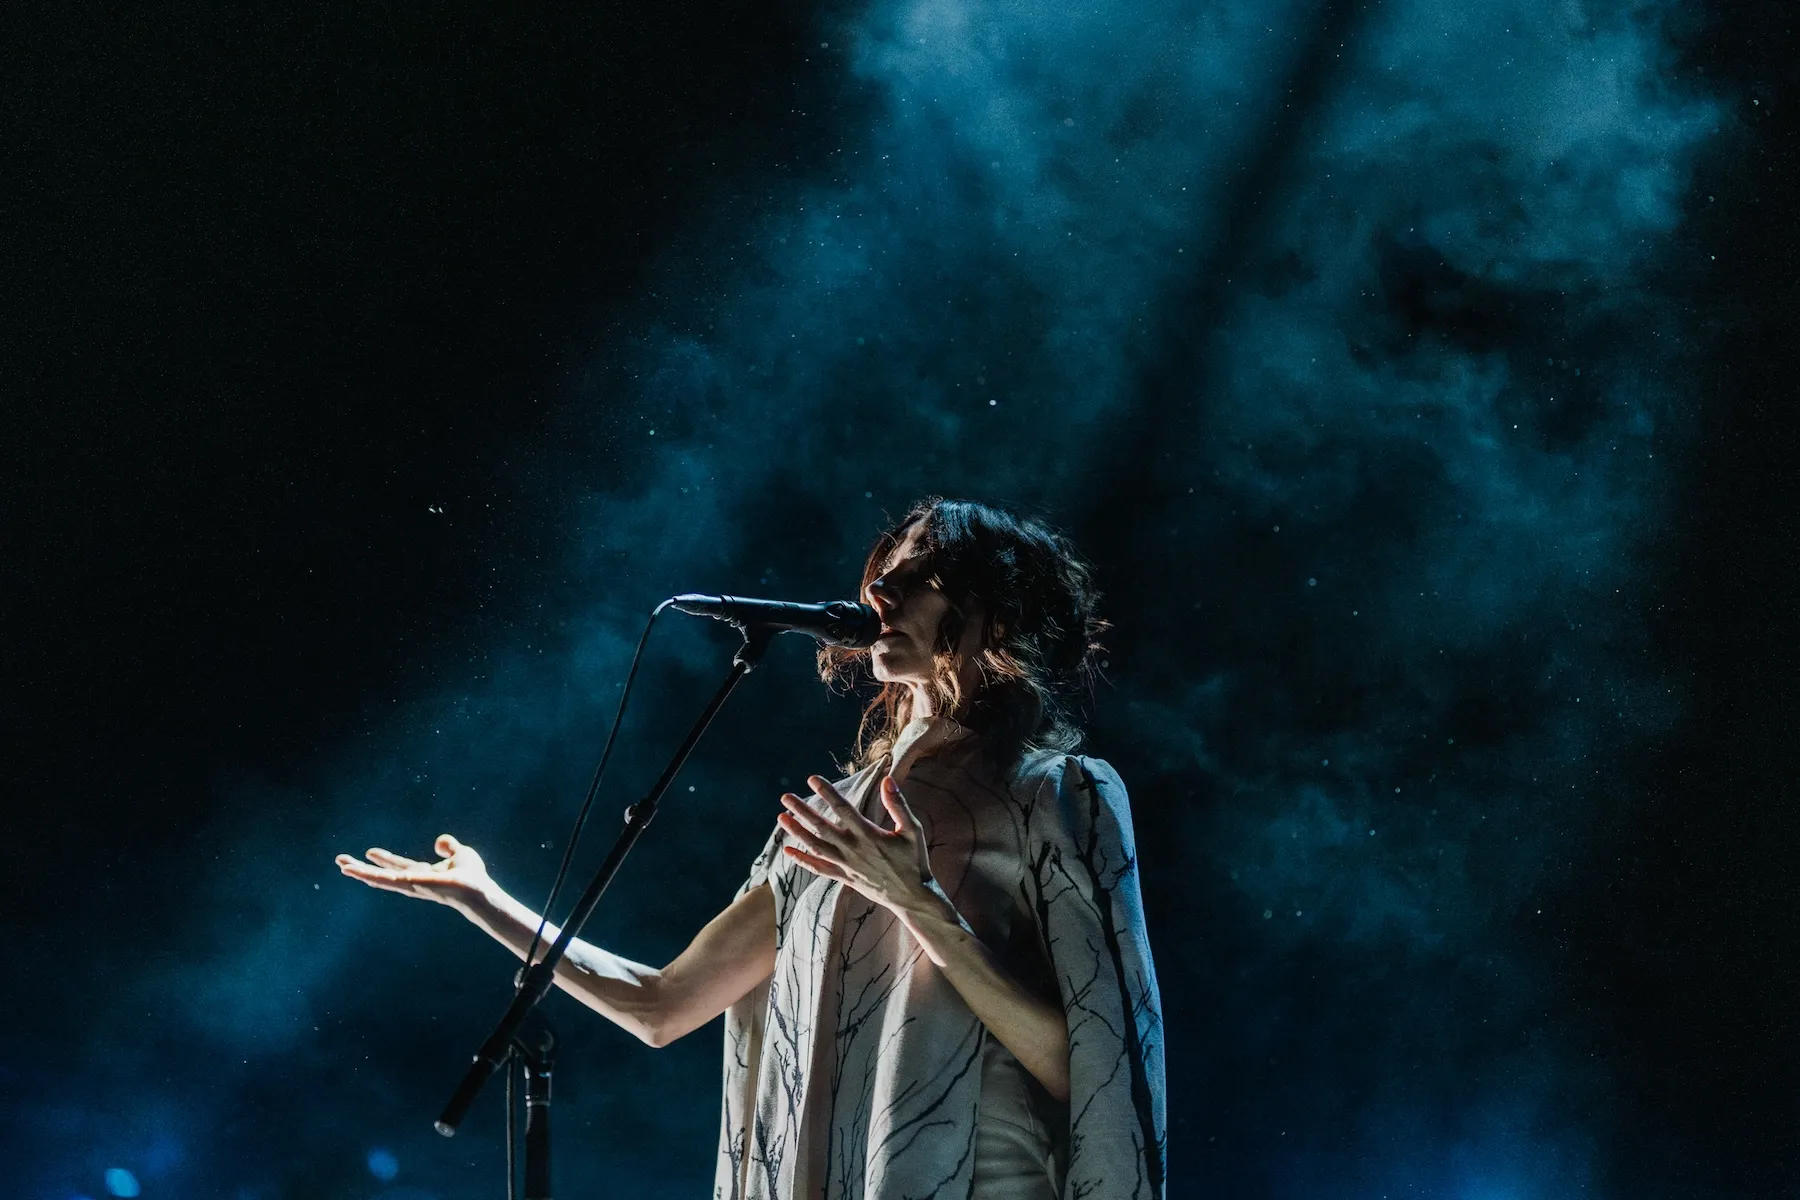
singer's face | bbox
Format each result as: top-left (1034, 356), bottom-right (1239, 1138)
top-left (864, 523), bottom-right (978, 685)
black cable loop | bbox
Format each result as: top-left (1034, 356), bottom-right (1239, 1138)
top-left (519, 599), bottom-right (673, 979)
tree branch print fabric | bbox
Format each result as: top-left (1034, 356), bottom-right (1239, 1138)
top-left (714, 733), bottom-right (1166, 1200)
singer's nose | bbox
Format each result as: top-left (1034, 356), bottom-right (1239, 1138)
top-left (866, 576), bottom-right (901, 618)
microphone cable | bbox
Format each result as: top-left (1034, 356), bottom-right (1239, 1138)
top-left (517, 598), bottom-right (675, 982)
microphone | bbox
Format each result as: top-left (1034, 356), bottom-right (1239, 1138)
top-left (669, 594), bottom-right (881, 648)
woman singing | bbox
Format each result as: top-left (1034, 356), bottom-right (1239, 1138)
top-left (337, 498), bottom-right (1166, 1199)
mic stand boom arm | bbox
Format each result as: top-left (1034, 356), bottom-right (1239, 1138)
top-left (435, 623), bottom-right (778, 1137)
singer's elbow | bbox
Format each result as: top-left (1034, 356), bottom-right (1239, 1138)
top-left (637, 1011), bottom-right (704, 1048)
top-left (629, 985), bottom-right (682, 1048)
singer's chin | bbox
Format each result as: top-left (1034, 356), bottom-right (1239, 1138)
top-left (871, 654), bottom-right (925, 685)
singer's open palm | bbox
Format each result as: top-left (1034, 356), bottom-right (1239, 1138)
top-left (337, 834), bottom-right (495, 911)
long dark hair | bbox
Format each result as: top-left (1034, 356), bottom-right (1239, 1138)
top-left (818, 498), bottom-right (1109, 771)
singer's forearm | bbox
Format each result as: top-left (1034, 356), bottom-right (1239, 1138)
top-left (458, 886), bottom-right (667, 1041)
top-left (894, 889), bottom-right (1071, 1101)
top-left (458, 881), bottom-right (777, 1048)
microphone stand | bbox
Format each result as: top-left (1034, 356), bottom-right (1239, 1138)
top-left (435, 622), bottom-right (777, 1139)
top-left (509, 1011), bottom-right (556, 1200)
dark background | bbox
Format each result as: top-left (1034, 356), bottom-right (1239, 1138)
top-left (3, 0), bottom-right (1795, 1197)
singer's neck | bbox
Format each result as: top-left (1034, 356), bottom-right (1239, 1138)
top-left (908, 683), bottom-right (940, 719)
top-left (902, 658), bottom-right (980, 721)
top-left (894, 622), bottom-right (984, 721)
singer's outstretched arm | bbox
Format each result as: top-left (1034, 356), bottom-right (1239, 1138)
top-left (337, 835), bottom-right (775, 1048)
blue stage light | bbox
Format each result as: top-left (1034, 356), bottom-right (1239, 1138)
top-left (103, 1169), bottom-right (141, 1198)
top-left (367, 1147), bottom-right (400, 1182)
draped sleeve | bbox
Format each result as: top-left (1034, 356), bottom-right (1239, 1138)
top-left (715, 819), bottom-right (787, 1200)
top-left (714, 763), bottom-right (879, 1200)
top-left (1021, 754), bottom-right (1168, 1199)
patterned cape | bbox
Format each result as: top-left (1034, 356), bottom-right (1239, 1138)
top-left (713, 730), bottom-right (1166, 1200)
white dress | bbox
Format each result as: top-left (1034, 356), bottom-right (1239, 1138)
top-left (715, 718), bottom-right (1166, 1200)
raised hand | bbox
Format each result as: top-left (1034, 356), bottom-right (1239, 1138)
top-left (778, 775), bottom-right (937, 915)
top-left (336, 833), bottom-right (496, 912)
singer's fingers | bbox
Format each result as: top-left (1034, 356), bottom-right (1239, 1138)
top-left (778, 811), bottom-right (845, 861)
top-left (436, 833), bottom-right (464, 856)
top-left (346, 872), bottom-right (431, 898)
top-left (340, 852), bottom-right (444, 884)
top-left (782, 844), bottom-right (849, 882)
top-left (880, 778), bottom-right (920, 834)
top-left (343, 855), bottom-right (407, 879)
top-left (779, 794), bottom-right (843, 842)
top-left (807, 776), bottom-right (865, 827)
top-left (337, 858), bottom-right (408, 887)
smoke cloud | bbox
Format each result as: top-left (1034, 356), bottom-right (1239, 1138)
top-left (24, 0), bottom-right (1724, 1196)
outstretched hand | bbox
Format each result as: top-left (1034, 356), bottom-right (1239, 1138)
top-left (336, 834), bottom-right (497, 912)
top-left (779, 776), bottom-right (938, 915)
